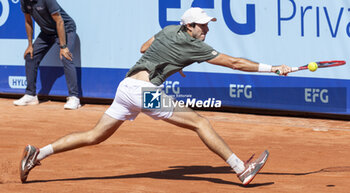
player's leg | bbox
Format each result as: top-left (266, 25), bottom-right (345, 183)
top-left (163, 106), bottom-right (237, 161)
top-left (20, 114), bottom-right (124, 183)
top-left (50, 114), bottom-right (123, 154)
top-left (20, 78), bottom-right (139, 183)
top-left (163, 106), bottom-right (269, 185)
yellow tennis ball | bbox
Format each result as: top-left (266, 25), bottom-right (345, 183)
top-left (308, 62), bottom-right (318, 72)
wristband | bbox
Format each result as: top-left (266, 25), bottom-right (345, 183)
top-left (60, 44), bottom-right (67, 49)
top-left (258, 63), bottom-right (272, 72)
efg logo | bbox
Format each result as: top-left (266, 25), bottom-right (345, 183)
top-left (229, 84), bottom-right (253, 99)
top-left (158, 0), bottom-right (255, 35)
top-left (0, 0), bottom-right (28, 39)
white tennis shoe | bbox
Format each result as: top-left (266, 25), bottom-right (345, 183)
top-left (13, 94), bottom-right (39, 106)
top-left (237, 150), bottom-right (269, 185)
top-left (20, 145), bottom-right (41, 183)
top-left (64, 96), bottom-right (81, 110)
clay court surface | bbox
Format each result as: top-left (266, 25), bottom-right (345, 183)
top-left (0, 98), bottom-right (349, 192)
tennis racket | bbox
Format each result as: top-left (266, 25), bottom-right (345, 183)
top-left (276, 60), bottom-right (346, 74)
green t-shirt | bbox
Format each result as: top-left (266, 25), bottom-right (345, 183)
top-left (126, 25), bottom-right (219, 86)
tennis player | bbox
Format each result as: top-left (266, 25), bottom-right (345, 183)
top-left (20, 7), bottom-right (291, 185)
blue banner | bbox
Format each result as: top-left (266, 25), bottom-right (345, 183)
top-left (0, 0), bottom-right (349, 115)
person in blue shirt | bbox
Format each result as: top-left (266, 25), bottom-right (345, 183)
top-left (14, 0), bottom-right (80, 109)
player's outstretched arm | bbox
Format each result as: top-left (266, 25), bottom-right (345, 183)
top-left (207, 53), bottom-right (291, 75)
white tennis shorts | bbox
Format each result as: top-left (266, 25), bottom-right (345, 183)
top-left (105, 77), bottom-right (174, 121)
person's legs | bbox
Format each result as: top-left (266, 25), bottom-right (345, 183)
top-left (163, 106), bottom-right (236, 161)
top-left (51, 114), bottom-right (123, 154)
top-left (14, 33), bottom-right (54, 106)
top-left (58, 32), bottom-right (80, 109)
top-left (25, 32), bottom-right (55, 96)
top-left (163, 106), bottom-right (269, 185)
top-left (58, 31), bottom-right (79, 97)
top-left (142, 90), bottom-right (244, 171)
top-left (20, 114), bottom-right (124, 183)
top-left (19, 78), bottom-right (142, 182)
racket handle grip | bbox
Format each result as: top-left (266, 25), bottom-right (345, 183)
top-left (276, 67), bottom-right (299, 75)
top-left (291, 67), bottom-right (299, 72)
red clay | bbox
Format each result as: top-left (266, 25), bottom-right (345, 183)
top-left (0, 98), bottom-right (349, 193)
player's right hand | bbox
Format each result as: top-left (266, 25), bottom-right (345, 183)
top-left (24, 46), bottom-right (34, 59)
top-left (272, 64), bottom-right (291, 76)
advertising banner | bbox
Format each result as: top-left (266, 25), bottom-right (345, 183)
top-left (0, 0), bottom-right (349, 114)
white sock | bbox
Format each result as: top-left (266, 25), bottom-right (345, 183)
top-left (226, 153), bottom-right (245, 174)
top-left (37, 144), bottom-right (54, 161)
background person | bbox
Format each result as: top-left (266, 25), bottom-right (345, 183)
top-left (14, 0), bottom-right (81, 110)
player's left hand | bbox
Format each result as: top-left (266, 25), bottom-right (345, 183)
top-left (60, 48), bottom-right (73, 61)
top-left (272, 64), bottom-right (291, 76)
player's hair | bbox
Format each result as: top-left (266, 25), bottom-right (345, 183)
top-left (180, 23), bottom-right (196, 32)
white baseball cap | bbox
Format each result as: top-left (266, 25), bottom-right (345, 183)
top-left (180, 7), bottom-right (217, 25)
